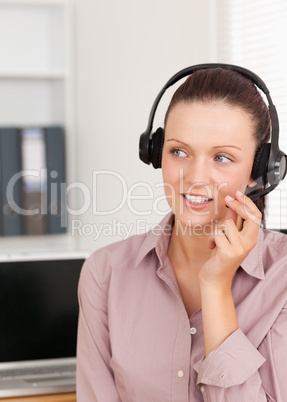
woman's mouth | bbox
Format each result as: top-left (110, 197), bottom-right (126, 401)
top-left (182, 194), bottom-right (213, 210)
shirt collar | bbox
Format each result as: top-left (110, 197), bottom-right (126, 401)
top-left (135, 213), bottom-right (265, 280)
top-left (240, 228), bottom-right (265, 279)
top-left (135, 212), bottom-right (174, 268)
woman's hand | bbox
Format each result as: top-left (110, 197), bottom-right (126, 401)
top-left (198, 190), bottom-right (262, 289)
top-left (199, 190), bottom-right (262, 356)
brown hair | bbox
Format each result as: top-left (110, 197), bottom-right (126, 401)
top-left (164, 67), bottom-right (271, 219)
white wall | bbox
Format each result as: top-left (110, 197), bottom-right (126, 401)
top-left (73, 0), bottom-right (215, 252)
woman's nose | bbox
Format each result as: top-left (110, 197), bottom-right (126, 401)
top-left (184, 158), bottom-right (212, 191)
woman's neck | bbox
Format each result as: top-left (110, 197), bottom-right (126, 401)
top-left (168, 219), bottom-right (213, 271)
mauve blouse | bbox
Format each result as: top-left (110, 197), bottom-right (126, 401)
top-left (77, 212), bottom-right (287, 401)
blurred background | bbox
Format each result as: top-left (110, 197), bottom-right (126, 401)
top-left (0, 0), bottom-right (286, 254)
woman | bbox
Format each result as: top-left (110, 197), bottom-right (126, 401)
top-left (77, 66), bottom-right (287, 401)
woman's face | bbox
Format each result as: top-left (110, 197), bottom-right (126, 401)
top-left (161, 100), bottom-right (257, 228)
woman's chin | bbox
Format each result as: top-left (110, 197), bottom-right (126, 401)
top-left (173, 214), bottom-right (217, 234)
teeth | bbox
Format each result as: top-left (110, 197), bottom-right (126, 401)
top-left (184, 195), bottom-right (211, 204)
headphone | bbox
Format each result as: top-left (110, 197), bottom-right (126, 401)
top-left (139, 63), bottom-right (287, 201)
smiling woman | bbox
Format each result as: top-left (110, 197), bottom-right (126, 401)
top-left (77, 66), bottom-right (287, 402)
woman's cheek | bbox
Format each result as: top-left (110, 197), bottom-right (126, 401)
top-left (216, 169), bottom-right (244, 194)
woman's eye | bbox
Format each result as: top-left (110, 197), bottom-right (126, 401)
top-left (171, 148), bottom-right (187, 157)
top-left (215, 154), bottom-right (232, 163)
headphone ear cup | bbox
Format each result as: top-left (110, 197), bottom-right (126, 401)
top-left (251, 143), bottom-right (270, 185)
top-left (150, 127), bottom-right (164, 169)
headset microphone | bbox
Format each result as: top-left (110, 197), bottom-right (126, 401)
top-left (139, 63), bottom-right (287, 201)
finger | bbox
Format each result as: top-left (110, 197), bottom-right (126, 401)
top-left (236, 190), bottom-right (262, 218)
top-left (225, 191), bottom-right (262, 227)
top-left (225, 192), bottom-right (261, 243)
top-left (220, 202), bottom-right (241, 232)
top-left (209, 224), bottom-right (233, 250)
top-left (224, 203), bottom-right (238, 225)
top-left (217, 217), bottom-right (241, 245)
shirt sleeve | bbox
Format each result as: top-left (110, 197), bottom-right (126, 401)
top-left (258, 301), bottom-right (287, 401)
top-left (193, 329), bottom-right (268, 401)
top-left (193, 307), bottom-right (287, 402)
top-left (76, 255), bottom-right (122, 402)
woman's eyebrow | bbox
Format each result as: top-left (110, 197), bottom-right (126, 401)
top-left (212, 145), bottom-right (242, 151)
top-left (166, 139), bottom-right (242, 151)
top-left (166, 139), bottom-right (190, 146)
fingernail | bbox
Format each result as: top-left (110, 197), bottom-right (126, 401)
top-left (225, 195), bottom-right (233, 202)
top-left (236, 190), bottom-right (244, 197)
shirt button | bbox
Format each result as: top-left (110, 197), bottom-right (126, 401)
top-left (177, 370), bottom-right (184, 378)
top-left (200, 385), bottom-right (205, 393)
top-left (190, 327), bottom-right (197, 335)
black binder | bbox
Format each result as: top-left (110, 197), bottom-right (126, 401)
top-left (45, 126), bottom-right (66, 234)
top-left (0, 128), bottom-right (24, 236)
top-left (21, 127), bottom-right (47, 235)
top-left (0, 125), bottom-right (66, 236)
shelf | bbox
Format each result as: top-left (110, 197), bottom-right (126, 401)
top-left (0, 79), bottom-right (65, 126)
top-left (0, 0), bottom-right (67, 5)
top-left (0, 2), bottom-right (65, 72)
top-left (0, 0), bottom-right (76, 247)
top-left (0, 70), bottom-right (69, 79)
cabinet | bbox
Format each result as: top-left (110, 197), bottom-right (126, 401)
top-left (0, 0), bottom-right (77, 252)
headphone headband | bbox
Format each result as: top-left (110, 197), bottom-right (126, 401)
top-left (146, 63), bottom-right (271, 136)
top-left (139, 63), bottom-right (286, 201)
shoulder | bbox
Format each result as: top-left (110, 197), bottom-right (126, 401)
top-left (79, 232), bottom-right (149, 287)
top-left (261, 228), bottom-right (287, 277)
top-left (78, 212), bottom-right (173, 300)
top-left (90, 230), bottom-right (149, 267)
top-left (262, 228), bottom-right (287, 259)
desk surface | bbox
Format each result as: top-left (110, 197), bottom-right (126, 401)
top-left (0, 393), bottom-right (76, 402)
